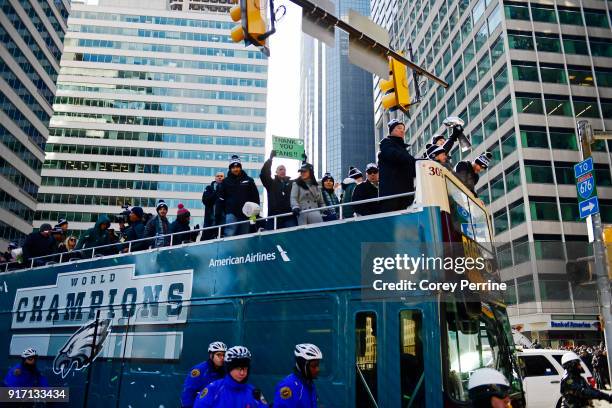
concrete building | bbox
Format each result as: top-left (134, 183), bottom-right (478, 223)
top-left (382, 0), bottom-right (612, 346)
top-left (0, 0), bottom-right (69, 248)
top-left (36, 0), bottom-right (267, 234)
top-left (299, 0), bottom-right (376, 179)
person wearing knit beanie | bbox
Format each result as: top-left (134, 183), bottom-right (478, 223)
top-left (170, 203), bottom-right (198, 245)
top-left (144, 200), bottom-right (170, 247)
top-left (454, 151), bottom-right (493, 195)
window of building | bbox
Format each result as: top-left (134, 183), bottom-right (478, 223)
top-left (563, 36), bottom-right (589, 55)
top-left (595, 167), bottom-right (612, 187)
top-left (515, 94), bottom-right (544, 114)
top-left (545, 95), bottom-right (573, 116)
top-left (491, 174), bottom-right (505, 202)
top-left (494, 210), bottom-right (509, 234)
top-left (560, 202), bottom-right (580, 222)
top-left (595, 69), bottom-right (612, 87)
top-left (497, 97), bottom-right (513, 125)
top-left (521, 127), bottom-right (549, 148)
top-left (516, 274), bottom-right (536, 300)
top-left (462, 17), bottom-right (473, 42)
top-left (489, 141), bottom-right (502, 166)
top-left (540, 65), bottom-right (567, 84)
top-left (531, 5), bottom-right (557, 23)
top-left (399, 310), bottom-right (425, 406)
top-left (509, 200), bottom-right (526, 227)
top-left (501, 131), bottom-right (517, 157)
top-left (573, 98), bottom-right (601, 118)
top-left (535, 33), bottom-right (561, 53)
top-left (452, 33), bottom-right (462, 54)
top-left (475, 23), bottom-right (489, 49)
top-left (490, 35), bottom-right (505, 65)
top-left (447, 94), bottom-right (457, 116)
top-left (454, 58), bottom-right (464, 81)
top-left (558, 8), bottom-right (583, 25)
top-left (481, 81), bottom-right (495, 109)
top-left (508, 32), bottom-right (534, 50)
top-left (584, 10), bottom-right (609, 28)
top-left (456, 81), bottom-right (466, 105)
top-left (473, 0), bottom-right (486, 23)
top-left (469, 95), bottom-right (481, 120)
top-left (494, 66), bottom-right (508, 94)
top-left (464, 40), bottom-right (475, 65)
top-left (472, 123), bottom-right (484, 146)
top-left (504, 4), bottom-right (529, 20)
top-left (512, 62), bottom-right (539, 81)
top-left (467, 67), bottom-right (478, 89)
top-left (505, 165), bottom-right (521, 192)
top-left (525, 161), bottom-right (554, 183)
top-left (479, 54), bottom-right (491, 80)
top-left (530, 200), bottom-right (559, 221)
top-left (549, 129), bottom-right (578, 150)
top-left (484, 111), bottom-right (498, 137)
top-left (554, 163), bottom-right (575, 184)
top-left (478, 185), bottom-right (491, 205)
top-left (568, 67), bottom-right (594, 86)
top-left (488, 5), bottom-right (502, 32)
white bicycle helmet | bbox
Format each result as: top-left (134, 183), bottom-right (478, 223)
top-left (225, 346), bottom-right (251, 363)
top-left (294, 343), bottom-right (323, 360)
top-left (21, 348), bottom-right (37, 359)
top-left (561, 351), bottom-right (581, 368)
top-left (208, 341), bottom-right (227, 353)
top-left (468, 368), bottom-right (510, 403)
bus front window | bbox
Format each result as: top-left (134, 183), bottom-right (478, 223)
top-left (444, 301), bottom-right (514, 402)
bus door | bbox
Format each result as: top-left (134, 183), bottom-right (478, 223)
top-left (350, 301), bottom-right (382, 408)
top-left (384, 302), bottom-right (441, 408)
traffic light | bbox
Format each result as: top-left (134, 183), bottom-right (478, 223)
top-left (604, 226), bottom-right (612, 279)
top-left (229, 0), bottom-right (267, 47)
top-left (565, 257), bottom-right (593, 285)
top-left (379, 56), bottom-right (410, 112)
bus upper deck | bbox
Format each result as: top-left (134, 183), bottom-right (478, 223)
top-left (0, 161), bottom-right (523, 407)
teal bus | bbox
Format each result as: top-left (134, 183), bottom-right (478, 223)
top-left (0, 161), bottom-right (524, 407)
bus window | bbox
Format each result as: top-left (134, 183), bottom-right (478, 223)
top-left (446, 178), bottom-right (492, 246)
top-left (399, 310), bottom-right (424, 407)
top-left (355, 312), bottom-right (377, 407)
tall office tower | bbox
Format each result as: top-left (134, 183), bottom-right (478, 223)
top-left (36, 0), bottom-right (267, 234)
top-left (299, 0), bottom-right (376, 179)
top-left (0, 0), bottom-right (69, 247)
top-left (383, 0), bottom-right (612, 346)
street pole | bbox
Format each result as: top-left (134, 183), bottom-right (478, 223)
top-left (577, 120), bottom-right (612, 386)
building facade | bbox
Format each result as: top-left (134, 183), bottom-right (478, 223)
top-left (0, 0), bottom-right (69, 248)
top-left (36, 0), bottom-right (267, 234)
top-left (382, 0), bottom-right (612, 346)
top-left (299, 0), bottom-right (376, 179)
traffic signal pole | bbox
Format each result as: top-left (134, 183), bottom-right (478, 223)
top-left (577, 120), bottom-right (612, 386)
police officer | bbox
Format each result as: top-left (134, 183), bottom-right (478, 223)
top-left (467, 368), bottom-right (511, 408)
top-left (181, 341), bottom-right (227, 408)
top-left (274, 343), bottom-right (322, 407)
top-left (560, 351), bottom-right (612, 408)
top-left (194, 346), bottom-right (267, 407)
top-left (3, 348), bottom-right (49, 387)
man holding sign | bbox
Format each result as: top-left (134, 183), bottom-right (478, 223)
top-left (260, 150), bottom-right (297, 230)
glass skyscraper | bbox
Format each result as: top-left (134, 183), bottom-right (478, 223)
top-left (36, 0), bottom-right (267, 233)
top-left (379, 0), bottom-right (612, 346)
top-left (0, 0), bottom-right (69, 248)
top-left (299, 0), bottom-right (376, 179)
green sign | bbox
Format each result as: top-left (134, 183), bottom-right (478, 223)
top-left (272, 136), bottom-right (305, 160)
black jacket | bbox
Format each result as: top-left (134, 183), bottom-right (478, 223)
top-left (560, 369), bottom-right (612, 407)
top-left (216, 171), bottom-right (260, 220)
top-left (125, 220), bottom-right (147, 251)
top-left (170, 218), bottom-right (198, 245)
top-left (202, 181), bottom-right (223, 226)
top-left (352, 180), bottom-right (381, 216)
top-left (260, 158), bottom-right (292, 216)
top-left (454, 161), bottom-right (478, 194)
top-left (22, 232), bottom-right (56, 263)
top-left (378, 135), bottom-right (417, 212)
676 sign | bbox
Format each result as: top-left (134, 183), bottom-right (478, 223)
top-left (576, 172), bottom-right (597, 200)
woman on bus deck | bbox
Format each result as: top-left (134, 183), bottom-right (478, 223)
top-left (320, 173), bottom-right (340, 222)
top-left (290, 162), bottom-right (324, 226)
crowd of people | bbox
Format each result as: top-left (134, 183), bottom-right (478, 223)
top-left (1, 118), bottom-right (493, 269)
top-left (559, 343), bottom-right (610, 390)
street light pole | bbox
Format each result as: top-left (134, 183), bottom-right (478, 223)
top-left (577, 120), bottom-right (612, 386)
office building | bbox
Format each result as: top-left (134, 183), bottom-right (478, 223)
top-left (0, 0), bottom-right (69, 247)
top-left (383, 0), bottom-right (612, 346)
top-left (299, 0), bottom-right (376, 179)
top-left (36, 0), bottom-right (267, 233)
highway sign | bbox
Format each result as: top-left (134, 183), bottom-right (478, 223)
top-left (574, 157), bottom-right (594, 179)
top-left (579, 196), bottom-right (600, 219)
top-left (576, 172), bottom-right (597, 200)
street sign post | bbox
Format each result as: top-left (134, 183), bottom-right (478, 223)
top-left (272, 136), bottom-right (305, 160)
top-left (574, 157), bottom-right (599, 219)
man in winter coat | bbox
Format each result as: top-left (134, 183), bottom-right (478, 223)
top-left (352, 163), bottom-right (381, 216)
top-left (144, 200), bottom-right (171, 247)
top-left (291, 162), bottom-right (324, 225)
top-left (216, 155), bottom-right (260, 237)
top-left (201, 172), bottom-right (225, 240)
top-left (170, 203), bottom-right (199, 245)
top-left (274, 343), bottom-right (322, 408)
top-left (123, 206), bottom-right (147, 252)
top-left (424, 144), bottom-right (452, 171)
top-left (22, 223), bottom-right (55, 266)
top-left (340, 167), bottom-right (363, 218)
top-left (454, 151), bottom-right (492, 195)
top-left (378, 119), bottom-right (417, 212)
top-left (260, 150), bottom-right (296, 229)
top-left (76, 215), bottom-right (113, 256)
top-left (194, 346), bottom-right (267, 407)
top-left (3, 348), bottom-right (48, 388)
top-left (181, 342), bottom-right (227, 408)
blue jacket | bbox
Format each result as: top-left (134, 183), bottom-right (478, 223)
top-left (181, 360), bottom-right (224, 408)
top-left (273, 372), bottom-right (317, 408)
top-left (3, 363), bottom-right (49, 387)
top-left (193, 375), bottom-right (267, 408)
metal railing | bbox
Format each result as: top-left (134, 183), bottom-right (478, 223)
top-left (1, 191), bottom-right (416, 273)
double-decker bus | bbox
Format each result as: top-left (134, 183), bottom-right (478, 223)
top-left (0, 160), bottom-right (523, 407)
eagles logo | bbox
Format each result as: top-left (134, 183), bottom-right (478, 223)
top-left (53, 318), bottom-right (112, 378)
top-left (280, 386), bottom-right (292, 399)
top-left (191, 369), bottom-right (201, 378)
top-left (199, 388), bottom-right (208, 398)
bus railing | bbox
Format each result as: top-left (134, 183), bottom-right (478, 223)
top-left (1, 191), bottom-right (416, 273)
